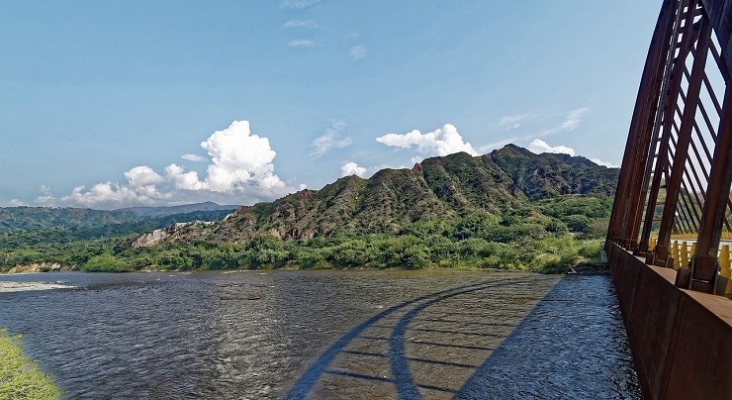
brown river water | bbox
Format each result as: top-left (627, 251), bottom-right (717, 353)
top-left (0, 270), bottom-right (641, 399)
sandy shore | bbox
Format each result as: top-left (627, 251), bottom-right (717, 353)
top-left (0, 281), bottom-right (74, 293)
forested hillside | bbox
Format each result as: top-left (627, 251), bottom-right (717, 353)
top-left (1, 146), bottom-right (618, 273)
top-left (190, 147), bottom-right (618, 243)
top-left (0, 202), bottom-right (236, 234)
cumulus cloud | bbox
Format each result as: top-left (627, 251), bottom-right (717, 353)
top-left (540, 107), bottom-right (589, 136)
top-left (0, 199), bottom-right (27, 207)
top-left (339, 161), bottom-right (386, 179)
top-left (376, 124), bottom-right (478, 157)
top-left (51, 182), bottom-right (167, 209)
top-left (37, 121), bottom-right (295, 209)
top-left (350, 45), bottom-right (368, 60)
top-left (499, 114), bottom-right (530, 130)
top-left (527, 139), bottom-right (575, 156)
top-left (165, 164), bottom-right (204, 191)
top-left (590, 158), bottom-right (619, 168)
top-left (311, 120), bottom-right (352, 156)
top-left (284, 20), bottom-right (317, 29)
top-left (170, 120), bottom-right (285, 192)
top-left (341, 162), bottom-right (367, 178)
top-left (280, 0), bottom-right (321, 9)
top-left (478, 138), bottom-right (517, 153)
top-left (182, 154), bottom-right (206, 162)
top-left (125, 166), bottom-right (163, 188)
top-left (40, 166), bottom-right (169, 209)
top-left (288, 39), bottom-right (314, 47)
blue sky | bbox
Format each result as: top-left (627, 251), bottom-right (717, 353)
top-left (0, 0), bottom-right (660, 209)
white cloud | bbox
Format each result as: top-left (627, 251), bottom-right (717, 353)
top-left (376, 124), bottom-right (478, 158)
top-left (311, 120), bottom-right (352, 156)
top-left (284, 20), bottom-right (317, 29)
top-left (527, 139), bottom-right (575, 156)
top-left (350, 45), bottom-right (368, 60)
top-left (124, 166), bottom-right (163, 188)
top-left (339, 162), bottom-right (385, 179)
top-left (182, 120), bottom-right (286, 192)
top-left (36, 121), bottom-right (296, 209)
top-left (182, 154), bottom-right (206, 162)
top-left (478, 138), bottom-right (516, 153)
top-left (499, 113), bottom-right (530, 130)
top-left (590, 158), bottom-right (619, 168)
top-left (288, 40), bottom-right (315, 47)
top-left (540, 107), bottom-right (589, 136)
top-left (341, 162), bottom-right (367, 178)
top-left (280, 0), bottom-right (321, 9)
top-left (165, 164), bottom-right (204, 191)
top-left (44, 182), bottom-right (168, 209)
top-left (39, 185), bottom-right (51, 196)
top-left (0, 199), bottom-right (27, 207)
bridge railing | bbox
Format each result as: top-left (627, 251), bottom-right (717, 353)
top-left (607, 0), bottom-right (732, 295)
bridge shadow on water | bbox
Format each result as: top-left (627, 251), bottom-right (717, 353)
top-left (284, 275), bottom-right (641, 400)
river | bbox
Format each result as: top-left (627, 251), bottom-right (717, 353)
top-left (0, 270), bottom-right (641, 399)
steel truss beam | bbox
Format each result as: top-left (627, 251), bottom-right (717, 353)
top-left (607, 0), bottom-right (732, 295)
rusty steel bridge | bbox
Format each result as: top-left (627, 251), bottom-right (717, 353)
top-left (606, 0), bottom-right (732, 398)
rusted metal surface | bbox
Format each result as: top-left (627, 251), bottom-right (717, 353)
top-left (657, 8), bottom-right (712, 269)
top-left (607, 0), bottom-right (732, 396)
top-left (607, 0), bottom-right (732, 295)
top-left (640, 0), bottom-right (698, 262)
top-left (607, 242), bottom-right (732, 400)
top-left (609, 0), bottom-right (678, 248)
top-left (700, 0), bottom-right (732, 76)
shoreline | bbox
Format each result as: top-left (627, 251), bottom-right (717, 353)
top-left (0, 281), bottom-right (74, 293)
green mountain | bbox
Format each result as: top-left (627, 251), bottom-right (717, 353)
top-left (189, 146), bottom-right (618, 243)
top-left (0, 207), bottom-right (138, 233)
top-left (0, 203), bottom-right (238, 251)
top-left (0, 202), bottom-right (237, 234)
top-left (117, 201), bottom-right (239, 218)
top-left (0, 146), bottom-right (618, 273)
top-left (489, 144), bottom-right (617, 201)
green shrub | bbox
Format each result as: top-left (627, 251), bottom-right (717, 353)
top-left (0, 328), bottom-right (62, 399)
top-left (577, 240), bottom-right (602, 259)
top-left (81, 253), bottom-right (131, 272)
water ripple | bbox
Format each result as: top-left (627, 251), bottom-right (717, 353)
top-left (0, 271), bottom-right (640, 399)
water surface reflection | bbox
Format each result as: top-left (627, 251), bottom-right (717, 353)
top-left (0, 270), bottom-right (640, 399)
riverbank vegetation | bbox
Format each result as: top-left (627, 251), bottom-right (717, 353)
top-left (0, 328), bottom-right (62, 399)
top-left (1, 210), bottom-right (607, 274)
top-left (0, 147), bottom-right (615, 274)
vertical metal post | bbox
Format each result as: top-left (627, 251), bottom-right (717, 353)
top-left (684, 84), bottom-right (732, 293)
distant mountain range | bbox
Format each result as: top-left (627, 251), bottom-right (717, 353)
top-left (115, 201), bottom-right (240, 218)
top-left (0, 202), bottom-right (238, 236)
top-left (0, 145), bottom-right (619, 247)
top-left (0, 145), bottom-right (619, 273)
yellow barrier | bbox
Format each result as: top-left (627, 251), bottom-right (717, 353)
top-left (669, 232), bottom-right (732, 241)
top-left (718, 245), bottom-right (732, 297)
top-left (680, 242), bottom-right (689, 269)
top-left (644, 238), bottom-right (732, 296)
top-left (646, 237), bottom-right (732, 279)
top-left (719, 245), bottom-right (731, 278)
